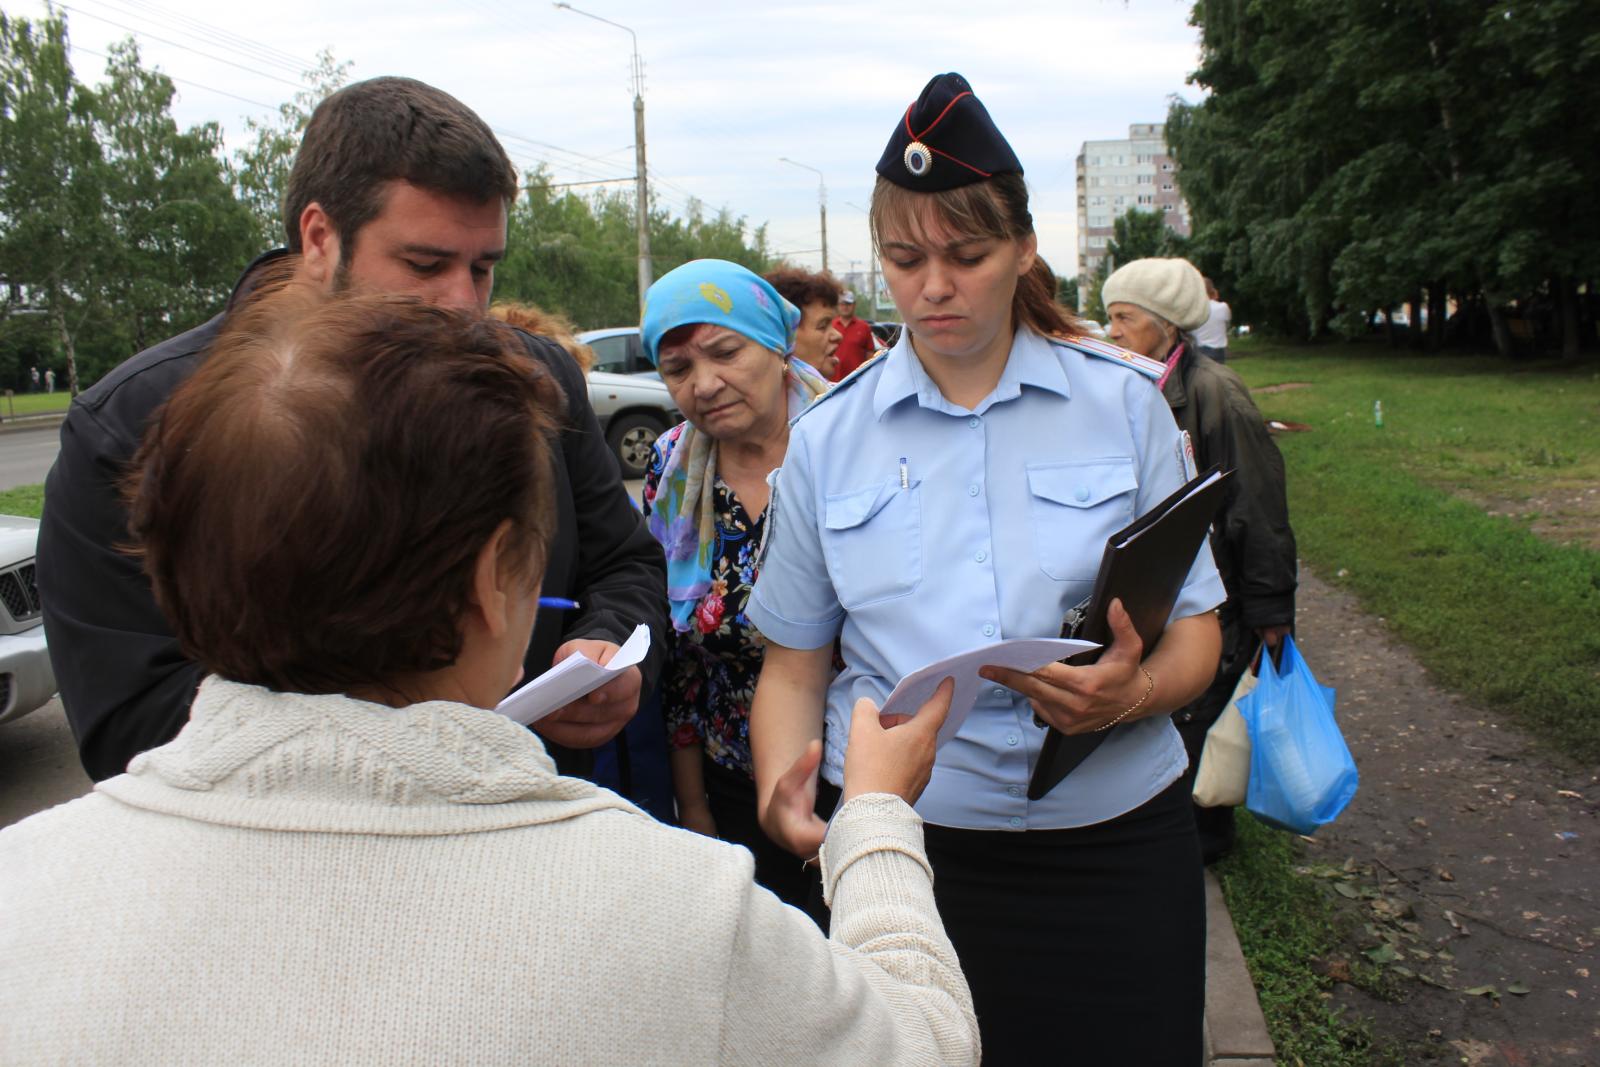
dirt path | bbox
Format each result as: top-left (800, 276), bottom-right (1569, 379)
top-left (1291, 567), bottom-right (1598, 1064)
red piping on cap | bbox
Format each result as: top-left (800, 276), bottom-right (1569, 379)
top-left (928, 144), bottom-right (991, 178)
top-left (904, 90), bottom-right (974, 142)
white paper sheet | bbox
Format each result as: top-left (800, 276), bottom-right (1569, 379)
top-left (494, 623), bottom-right (651, 726)
top-left (879, 637), bottom-right (1101, 747)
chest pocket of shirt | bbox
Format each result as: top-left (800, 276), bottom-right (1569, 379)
top-left (822, 480), bottom-right (922, 608)
top-left (1026, 459), bottom-right (1139, 581)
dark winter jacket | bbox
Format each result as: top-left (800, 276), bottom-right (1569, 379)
top-left (37, 251), bottom-right (668, 781)
top-left (1162, 347), bottom-right (1297, 725)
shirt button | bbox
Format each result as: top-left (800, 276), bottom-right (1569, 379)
top-left (975, 550), bottom-right (987, 563)
top-left (967, 484), bottom-right (979, 497)
top-left (1007, 785), bottom-right (1022, 797)
top-left (1009, 816), bottom-right (1023, 828)
top-left (1074, 486), bottom-right (1090, 502)
top-left (1006, 733), bottom-right (1019, 746)
top-left (982, 623), bottom-right (996, 637)
top-left (993, 688), bottom-right (1007, 700)
top-left (968, 417), bottom-right (980, 428)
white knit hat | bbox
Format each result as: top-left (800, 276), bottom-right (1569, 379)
top-left (1101, 258), bottom-right (1209, 332)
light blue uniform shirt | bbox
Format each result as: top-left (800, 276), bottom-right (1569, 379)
top-left (748, 327), bottom-right (1227, 830)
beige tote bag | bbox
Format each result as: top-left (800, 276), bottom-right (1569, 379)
top-left (1192, 669), bottom-right (1258, 808)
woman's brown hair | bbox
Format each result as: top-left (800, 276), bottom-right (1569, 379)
top-left (125, 282), bottom-right (563, 695)
top-left (869, 172), bottom-right (1087, 339)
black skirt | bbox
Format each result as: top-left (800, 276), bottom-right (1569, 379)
top-left (923, 777), bottom-right (1205, 1067)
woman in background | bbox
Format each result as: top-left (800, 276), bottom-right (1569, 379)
top-left (1104, 256), bottom-right (1297, 864)
top-left (639, 260), bottom-right (831, 909)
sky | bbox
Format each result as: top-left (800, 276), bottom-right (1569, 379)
top-left (19, 0), bottom-right (1205, 308)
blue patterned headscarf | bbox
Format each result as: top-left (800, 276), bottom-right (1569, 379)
top-left (641, 259), bottom-right (800, 366)
top-left (637, 259), bottom-right (829, 632)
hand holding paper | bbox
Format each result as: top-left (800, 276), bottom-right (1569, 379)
top-left (880, 637), bottom-right (1100, 748)
top-left (981, 599), bottom-right (1149, 735)
top-left (496, 623), bottom-right (650, 729)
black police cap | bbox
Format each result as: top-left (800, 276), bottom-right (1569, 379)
top-left (875, 73), bottom-right (1022, 192)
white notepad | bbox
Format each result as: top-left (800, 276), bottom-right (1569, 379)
top-left (880, 637), bottom-right (1101, 747)
top-left (495, 623), bottom-right (651, 726)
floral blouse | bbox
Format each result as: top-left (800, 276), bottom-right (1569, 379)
top-left (641, 439), bottom-right (768, 778)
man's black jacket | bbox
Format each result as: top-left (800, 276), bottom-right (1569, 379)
top-left (37, 253), bottom-right (669, 781)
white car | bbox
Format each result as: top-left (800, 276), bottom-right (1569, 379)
top-left (0, 515), bottom-right (57, 725)
top-left (578, 327), bottom-right (681, 480)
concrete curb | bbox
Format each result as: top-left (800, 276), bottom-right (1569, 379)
top-left (0, 412), bottom-right (66, 436)
top-left (1204, 869), bottom-right (1276, 1065)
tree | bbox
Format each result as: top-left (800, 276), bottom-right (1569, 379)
top-left (0, 11), bottom-right (108, 395)
top-left (1171, 0), bottom-right (1600, 355)
top-left (497, 173), bottom-right (771, 329)
top-left (234, 51), bottom-right (348, 250)
top-left (93, 40), bottom-right (257, 359)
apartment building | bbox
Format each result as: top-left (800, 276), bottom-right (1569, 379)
top-left (1075, 123), bottom-right (1191, 286)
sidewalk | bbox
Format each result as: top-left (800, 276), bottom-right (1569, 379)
top-left (1205, 869), bottom-right (1276, 1065)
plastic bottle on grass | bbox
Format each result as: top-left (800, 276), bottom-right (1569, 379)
top-left (1374, 400), bottom-right (1384, 427)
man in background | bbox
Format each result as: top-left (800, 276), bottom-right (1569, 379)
top-left (1194, 277), bottom-right (1232, 362)
top-left (38, 77), bottom-right (668, 782)
top-left (829, 290), bottom-right (877, 380)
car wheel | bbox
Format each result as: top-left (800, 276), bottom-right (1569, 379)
top-left (606, 412), bottom-right (666, 479)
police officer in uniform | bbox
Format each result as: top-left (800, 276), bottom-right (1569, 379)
top-left (748, 73), bottom-right (1226, 1065)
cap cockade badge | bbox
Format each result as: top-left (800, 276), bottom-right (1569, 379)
top-left (903, 141), bottom-right (933, 178)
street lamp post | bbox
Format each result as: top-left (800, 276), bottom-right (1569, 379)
top-left (555, 3), bottom-right (652, 310)
top-left (779, 157), bottom-right (827, 274)
top-left (843, 201), bottom-right (877, 320)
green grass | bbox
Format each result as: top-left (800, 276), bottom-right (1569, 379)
top-left (0, 392), bottom-right (72, 417)
top-left (1214, 815), bottom-right (1408, 1066)
top-left (1229, 339), bottom-right (1600, 762)
top-left (0, 483), bottom-right (44, 518)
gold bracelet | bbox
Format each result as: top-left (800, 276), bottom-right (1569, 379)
top-left (1095, 666), bottom-right (1155, 732)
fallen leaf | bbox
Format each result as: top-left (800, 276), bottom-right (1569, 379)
top-left (1366, 944), bottom-right (1399, 964)
top-left (1463, 985), bottom-right (1498, 998)
top-left (1566, 989), bottom-right (1579, 999)
top-left (1506, 981), bottom-right (1531, 995)
top-left (1557, 790), bottom-right (1582, 799)
top-left (1577, 968), bottom-right (1590, 979)
top-left (1334, 882), bottom-right (1360, 899)
top-left (1437, 867), bottom-right (1455, 882)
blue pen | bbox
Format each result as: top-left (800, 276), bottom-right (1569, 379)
top-left (899, 456), bottom-right (909, 490)
top-left (537, 597), bottom-right (582, 610)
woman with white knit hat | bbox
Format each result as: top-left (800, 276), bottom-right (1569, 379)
top-left (1104, 256), bottom-right (1299, 867)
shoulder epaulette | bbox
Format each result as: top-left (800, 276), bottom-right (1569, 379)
top-left (789, 350), bottom-right (885, 425)
top-left (1052, 334), bottom-right (1165, 381)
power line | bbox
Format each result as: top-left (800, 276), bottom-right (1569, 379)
top-left (70, 43), bottom-right (279, 110)
top-left (54, 2), bottom-right (308, 90)
top-left (71, 0), bottom-right (314, 75)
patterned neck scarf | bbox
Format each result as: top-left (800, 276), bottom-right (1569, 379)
top-left (647, 359), bottom-right (830, 632)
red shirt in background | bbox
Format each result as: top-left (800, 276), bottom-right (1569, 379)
top-left (830, 317), bottom-right (876, 381)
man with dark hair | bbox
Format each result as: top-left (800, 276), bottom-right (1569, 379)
top-left (38, 76), bottom-right (668, 782)
top-left (763, 267), bottom-right (843, 379)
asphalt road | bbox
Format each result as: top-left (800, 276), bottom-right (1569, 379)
top-left (0, 423), bottom-right (62, 492)
top-left (0, 698), bottom-right (92, 828)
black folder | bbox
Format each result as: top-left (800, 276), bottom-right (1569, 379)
top-left (1026, 465), bottom-right (1233, 800)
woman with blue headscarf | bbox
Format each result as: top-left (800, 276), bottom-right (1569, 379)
top-left (638, 259), bottom-right (831, 909)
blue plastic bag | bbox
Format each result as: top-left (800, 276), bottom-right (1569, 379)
top-left (1237, 635), bottom-right (1358, 835)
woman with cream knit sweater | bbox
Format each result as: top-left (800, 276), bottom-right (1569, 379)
top-left (0, 284), bottom-right (977, 1066)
